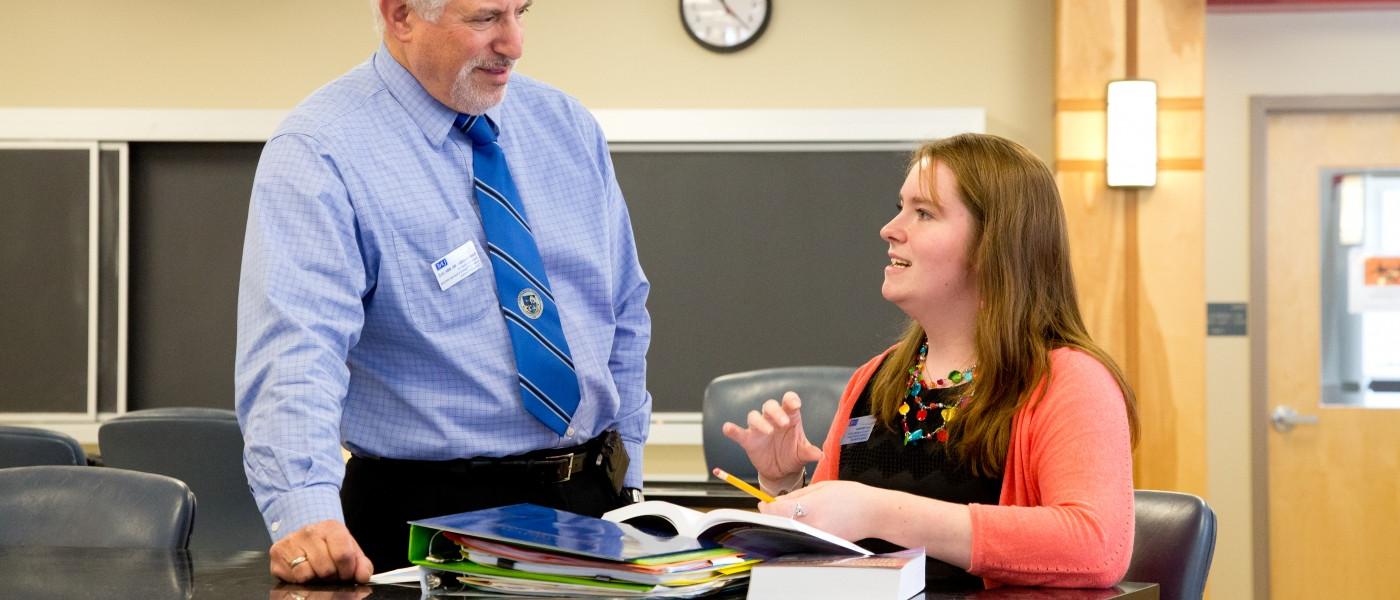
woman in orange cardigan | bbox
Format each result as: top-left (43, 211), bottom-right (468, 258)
top-left (723, 133), bottom-right (1140, 591)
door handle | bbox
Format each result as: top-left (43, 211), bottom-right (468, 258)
top-left (1271, 405), bottom-right (1320, 433)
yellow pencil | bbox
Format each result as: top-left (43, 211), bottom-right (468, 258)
top-left (712, 467), bottom-right (776, 503)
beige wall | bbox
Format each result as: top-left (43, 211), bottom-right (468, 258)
top-left (1204, 9), bottom-right (1400, 600)
top-left (0, 2), bottom-right (380, 110)
top-left (0, 0), bottom-right (1054, 159)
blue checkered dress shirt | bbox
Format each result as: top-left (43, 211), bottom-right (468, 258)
top-left (235, 46), bottom-right (652, 541)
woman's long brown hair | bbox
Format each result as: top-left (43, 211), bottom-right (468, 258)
top-left (869, 133), bottom-right (1139, 477)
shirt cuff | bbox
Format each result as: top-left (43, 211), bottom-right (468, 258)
top-left (758, 467), bottom-right (807, 496)
top-left (261, 483), bottom-right (345, 542)
top-left (622, 438), bottom-right (645, 489)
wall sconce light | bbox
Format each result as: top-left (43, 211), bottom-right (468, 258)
top-left (1106, 80), bottom-right (1158, 188)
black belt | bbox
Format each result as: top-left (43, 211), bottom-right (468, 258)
top-left (352, 432), bottom-right (611, 485)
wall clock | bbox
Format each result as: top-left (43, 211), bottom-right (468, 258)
top-left (680, 0), bottom-right (771, 54)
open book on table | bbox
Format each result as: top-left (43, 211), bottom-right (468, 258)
top-left (602, 500), bottom-right (872, 559)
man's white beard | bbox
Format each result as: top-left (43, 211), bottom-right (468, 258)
top-left (451, 56), bottom-right (514, 115)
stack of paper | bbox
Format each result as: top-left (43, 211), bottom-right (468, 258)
top-left (408, 504), bottom-right (757, 597)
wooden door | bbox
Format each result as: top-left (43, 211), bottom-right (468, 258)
top-left (1263, 110), bottom-right (1400, 598)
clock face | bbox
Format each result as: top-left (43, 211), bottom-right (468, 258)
top-left (680, 0), bottom-right (771, 53)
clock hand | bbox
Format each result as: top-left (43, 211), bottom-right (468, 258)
top-left (718, 0), bottom-right (752, 27)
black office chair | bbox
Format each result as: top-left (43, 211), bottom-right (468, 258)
top-left (0, 465), bottom-right (195, 548)
top-left (99, 407), bottom-right (270, 553)
top-left (702, 366), bottom-right (854, 482)
top-left (0, 424), bottom-right (87, 468)
top-left (1125, 489), bottom-right (1218, 600)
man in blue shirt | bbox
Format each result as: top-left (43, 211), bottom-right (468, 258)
top-left (235, 0), bottom-right (651, 583)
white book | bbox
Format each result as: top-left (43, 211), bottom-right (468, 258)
top-left (603, 500), bottom-right (872, 558)
top-left (746, 547), bottom-right (926, 600)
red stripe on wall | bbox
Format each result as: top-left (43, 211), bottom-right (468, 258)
top-left (1209, 0), bottom-right (1400, 12)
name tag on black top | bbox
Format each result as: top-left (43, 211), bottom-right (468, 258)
top-left (841, 415), bottom-right (876, 445)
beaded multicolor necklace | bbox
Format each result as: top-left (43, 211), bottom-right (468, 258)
top-left (900, 341), bottom-right (975, 445)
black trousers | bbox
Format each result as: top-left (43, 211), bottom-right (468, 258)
top-left (341, 443), bottom-right (627, 572)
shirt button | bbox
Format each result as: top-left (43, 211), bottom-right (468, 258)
top-left (270, 521), bottom-right (281, 533)
top-left (565, 427), bottom-right (575, 437)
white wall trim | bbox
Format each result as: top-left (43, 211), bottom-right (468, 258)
top-left (0, 109), bottom-right (287, 142)
top-left (0, 107), bottom-right (985, 144)
top-left (5, 412), bottom-right (704, 448)
top-left (101, 142), bottom-right (132, 415)
top-left (85, 144), bottom-right (100, 420)
top-left (592, 108), bottom-right (986, 143)
top-left (0, 140), bottom-right (111, 150)
top-left (647, 412), bottom-right (702, 446)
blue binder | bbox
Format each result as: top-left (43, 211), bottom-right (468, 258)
top-left (408, 503), bottom-right (715, 564)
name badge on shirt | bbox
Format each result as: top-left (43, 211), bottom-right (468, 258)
top-left (431, 240), bottom-right (483, 291)
top-left (841, 415), bottom-right (876, 445)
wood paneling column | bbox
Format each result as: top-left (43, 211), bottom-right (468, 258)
top-left (1054, 0), bottom-right (1206, 495)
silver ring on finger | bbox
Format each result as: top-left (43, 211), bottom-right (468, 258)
top-left (792, 503), bottom-right (807, 519)
top-left (288, 555), bottom-right (308, 569)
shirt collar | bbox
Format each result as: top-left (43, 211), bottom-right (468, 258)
top-left (373, 43), bottom-right (505, 147)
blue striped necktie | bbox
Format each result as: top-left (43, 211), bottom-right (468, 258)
top-left (457, 113), bottom-right (580, 436)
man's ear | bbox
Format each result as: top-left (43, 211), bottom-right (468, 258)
top-left (380, 0), bottom-right (416, 42)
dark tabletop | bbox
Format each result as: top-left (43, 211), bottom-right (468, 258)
top-left (0, 547), bottom-right (1157, 599)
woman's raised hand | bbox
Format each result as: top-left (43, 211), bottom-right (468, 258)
top-left (721, 391), bottom-right (825, 482)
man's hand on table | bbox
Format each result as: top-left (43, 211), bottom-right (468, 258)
top-left (269, 520), bottom-right (373, 584)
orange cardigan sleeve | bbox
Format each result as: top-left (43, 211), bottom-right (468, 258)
top-left (966, 349), bottom-right (1136, 587)
top-left (811, 347), bottom-right (1134, 589)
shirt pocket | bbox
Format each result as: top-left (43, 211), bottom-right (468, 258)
top-left (389, 218), bottom-right (495, 332)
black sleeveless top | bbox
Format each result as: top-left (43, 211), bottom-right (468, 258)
top-left (838, 374), bottom-right (1002, 591)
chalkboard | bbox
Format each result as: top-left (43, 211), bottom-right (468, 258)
top-left (127, 143), bottom-right (262, 411)
top-left (4, 143), bottom-right (915, 416)
top-left (613, 150), bottom-right (910, 412)
top-left (0, 148), bottom-right (92, 414)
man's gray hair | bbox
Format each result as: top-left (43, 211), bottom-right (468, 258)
top-left (370, 0), bottom-right (451, 35)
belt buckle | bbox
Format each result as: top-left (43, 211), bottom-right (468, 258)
top-left (545, 453), bottom-right (576, 483)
